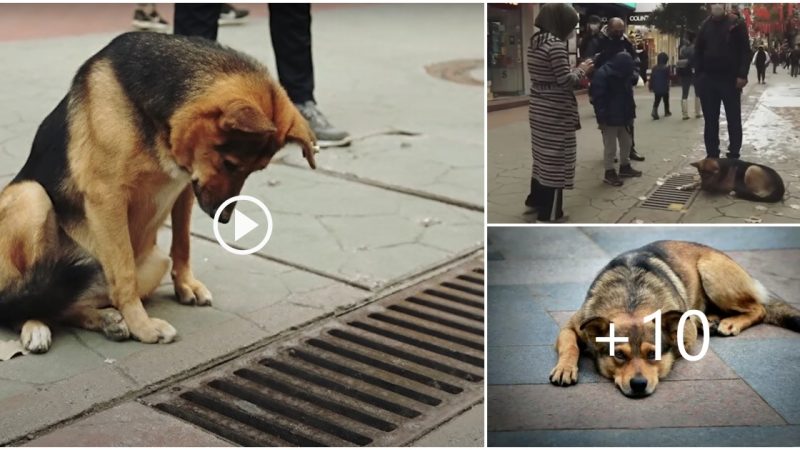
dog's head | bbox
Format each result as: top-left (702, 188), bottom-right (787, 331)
top-left (690, 158), bottom-right (722, 186)
top-left (169, 76), bottom-right (316, 223)
top-left (581, 310), bottom-right (684, 398)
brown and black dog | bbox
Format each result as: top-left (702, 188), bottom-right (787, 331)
top-left (682, 158), bottom-right (785, 203)
top-left (0, 32), bottom-right (316, 352)
top-left (550, 241), bottom-right (800, 397)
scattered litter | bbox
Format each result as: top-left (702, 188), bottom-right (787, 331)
top-left (667, 203), bottom-right (684, 211)
top-left (791, 205), bottom-right (800, 210)
top-left (267, 179), bottom-right (281, 187)
top-left (203, 258), bottom-right (209, 263)
top-left (680, 154), bottom-right (687, 158)
top-left (632, 219), bottom-right (646, 224)
top-left (104, 358), bottom-right (116, 364)
top-left (755, 205), bottom-right (768, 211)
top-left (662, 158), bottom-right (671, 162)
top-left (419, 217), bottom-right (442, 227)
top-left (638, 196), bottom-right (647, 201)
top-left (656, 178), bottom-right (665, 186)
top-left (776, 212), bottom-right (784, 216)
top-left (0, 340), bottom-right (28, 361)
top-left (745, 216), bottom-right (762, 224)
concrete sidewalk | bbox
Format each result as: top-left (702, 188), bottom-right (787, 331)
top-left (488, 71), bottom-right (800, 224)
top-left (0, 4), bottom-right (484, 446)
top-left (487, 227), bottom-right (800, 446)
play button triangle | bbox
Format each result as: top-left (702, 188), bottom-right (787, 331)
top-left (233, 209), bottom-right (258, 242)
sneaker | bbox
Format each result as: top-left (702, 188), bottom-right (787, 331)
top-left (629, 149), bottom-right (645, 162)
top-left (132, 8), bottom-right (168, 31)
top-left (295, 101), bottom-right (351, 148)
top-left (619, 164), bottom-right (643, 178)
top-left (604, 169), bottom-right (624, 186)
top-left (219, 4), bottom-right (250, 25)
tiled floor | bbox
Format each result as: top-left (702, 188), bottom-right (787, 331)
top-left (487, 227), bottom-right (800, 446)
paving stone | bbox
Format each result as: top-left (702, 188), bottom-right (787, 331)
top-left (583, 227), bottom-right (800, 254)
top-left (488, 425), bottom-right (800, 447)
top-left (0, 331), bottom-right (105, 384)
top-left (411, 403), bottom-right (484, 447)
top-left (24, 402), bottom-right (231, 446)
top-left (488, 379), bottom-right (786, 431)
top-left (727, 249), bottom-right (800, 302)
top-left (532, 282), bottom-right (592, 311)
top-left (486, 228), bottom-right (607, 261)
top-left (488, 345), bottom-right (602, 386)
top-left (487, 258), bottom-right (608, 286)
top-left (712, 338), bottom-right (800, 424)
top-left (488, 285), bottom-right (559, 347)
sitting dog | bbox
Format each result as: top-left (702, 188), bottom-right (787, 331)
top-left (0, 32), bottom-right (316, 353)
top-left (680, 158), bottom-right (785, 203)
top-left (549, 241), bottom-right (800, 397)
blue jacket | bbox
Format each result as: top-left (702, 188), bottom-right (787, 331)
top-left (649, 53), bottom-right (670, 95)
top-left (590, 52), bottom-right (636, 127)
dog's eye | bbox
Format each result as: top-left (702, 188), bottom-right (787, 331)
top-left (614, 350), bottom-right (627, 360)
top-left (647, 351), bottom-right (656, 360)
top-left (222, 160), bottom-right (240, 173)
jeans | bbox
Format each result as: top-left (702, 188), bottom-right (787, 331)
top-left (601, 125), bottom-right (633, 170)
top-left (696, 74), bottom-right (742, 159)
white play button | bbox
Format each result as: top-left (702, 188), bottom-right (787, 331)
top-left (233, 209), bottom-right (258, 242)
top-left (212, 195), bottom-right (273, 256)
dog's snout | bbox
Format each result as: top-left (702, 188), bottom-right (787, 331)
top-left (630, 376), bottom-right (648, 394)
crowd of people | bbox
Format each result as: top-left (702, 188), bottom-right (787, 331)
top-left (525, 3), bottom-right (792, 223)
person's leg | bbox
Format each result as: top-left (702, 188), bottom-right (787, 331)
top-left (698, 75), bottom-right (722, 158)
top-left (721, 79), bottom-right (742, 159)
top-left (269, 3), bottom-right (314, 104)
top-left (536, 185), bottom-right (564, 222)
top-left (602, 126), bottom-right (623, 186)
top-left (681, 77), bottom-right (690, 119)
top-left (618, 125), bottom-right (641, 177)
top-left (664, 91), bottom-right (671, 116)
top-left (173, 4), bottom-right (221, 40)
top-left (652, 94), bottom-right (661, 119)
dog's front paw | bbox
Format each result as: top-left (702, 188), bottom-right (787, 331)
top-left (173, 276), bottom-right (213, 306)
top-left (549, 363), bottom-right (579, 386)
top-left (715, 318), bottom-right (741, 336)
top-left (21, 320), bottom-right (52, 354)
top-left (129, 317), bottom-right (177, 344)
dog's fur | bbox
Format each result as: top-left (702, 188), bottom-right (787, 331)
top-left (0, 32), bottom-right (316, 352)
top-left (550, 241), bottom-right (800, 397)
top-left (683, 158), bottom-right (785, 203)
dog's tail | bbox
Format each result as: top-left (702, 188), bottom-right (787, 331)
top-left (762, 291), bottom-right (800, 332)
top-left (0, 255), bottom-right (101, 324)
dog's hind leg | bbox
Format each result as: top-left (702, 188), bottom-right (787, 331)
top-left (697, 252), bottom-right (766, 336)
top-left (550, 327), bottom-right (581, 386)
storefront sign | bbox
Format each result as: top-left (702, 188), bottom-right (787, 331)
top-left (628, 13), bottom-right (652, 24)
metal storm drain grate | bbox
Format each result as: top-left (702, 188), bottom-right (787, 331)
top-left (142, 259), bottom-right (484, 446)
top-left (639, 174), bottom-right (698, 211)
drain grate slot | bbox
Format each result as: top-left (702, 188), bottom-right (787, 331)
top-left (640, 174), bottom-right (698, 210)
top-left (143, 258), bottom-right (484, 446)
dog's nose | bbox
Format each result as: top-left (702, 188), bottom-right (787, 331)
top-left (630, 376), bottom-right (648, 394)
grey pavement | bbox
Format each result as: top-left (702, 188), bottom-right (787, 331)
top-left (488, 70), bottom-right (800, 223)
top-left (0, 4), bottom-right (483, 445)
top-left (487, 227), bottom-right (800, 446)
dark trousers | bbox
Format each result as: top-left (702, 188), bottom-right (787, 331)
top-left (526, 178), bottom-right (564, 222)
top-left (680, 75), bottom-right (694, 99)
top-left (773, 61), bottom-right (778, 73)
top-left (696, 74), bottom-right (742, 159)
top-left (792, 63), bottom-right (800, 78)
top-left (173, 3), bottom-right (315, 103)
top-left (653, 92), bottom-right (670, 114)
top-left (756, 65), bottom-right (766, 83)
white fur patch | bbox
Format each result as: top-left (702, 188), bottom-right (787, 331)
top-left (21, 321), bottom-right (52, 354)
top-left (753, 279), bottom-right (772, 304)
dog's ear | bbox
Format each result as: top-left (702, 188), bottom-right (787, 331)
top-left (661, 310), bottom-right (684, 345)
top-left (268, 87), bottom-right (317, 169)
top-left (284, 111), bottom-right (317, 170)
top-left (690, 160), bottom-right (703, 170)
top-left (220, 100), bottom-right (277, 135)
top-left (580, 316), bottom-right (610, 341)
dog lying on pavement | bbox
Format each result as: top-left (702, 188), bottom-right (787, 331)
top-left (679, 158), bottom-right (785, 203)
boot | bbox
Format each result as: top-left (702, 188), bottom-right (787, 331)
top-left (603, 169), bottom-right (623, 187)
top-left (524, 178), bottom-right (537, 210)
top-left (694, 97), bottom-right (703, 118)
top-left (629, 149), bottom-right (645, 161)
top-left (619, 164), bottom-right (643, 178)
top-left (651, 106), bottom-right (659, 120)
top-left (681, 99), bottom-right (689, 120)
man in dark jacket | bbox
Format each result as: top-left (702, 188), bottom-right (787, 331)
top-left (791, 45), bottom-right (800, 77)
top-left (586, 17), bottom-right (645, 162)
top-left (590, 52), bottom-right (642, 187)
top-left (695, 3), bottom-right (751, 159)
top-left (579, 15), bottom-right (603, 61)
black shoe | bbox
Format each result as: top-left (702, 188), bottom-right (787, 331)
top-left (604, 170), bottom-right (624, 186)
top-left (294, 101), bottom-right (351, 147)
top-left (219, 3), bottom-right (250, 25)
top-left (619, 164), bottom-right (643, 178)
top-left (629, 150), bottom-right (645, 162)
top-left (665, 111), bottom-right (672, 117)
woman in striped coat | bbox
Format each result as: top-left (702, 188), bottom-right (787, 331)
top-left (526, 3), bottom-right (593, 223)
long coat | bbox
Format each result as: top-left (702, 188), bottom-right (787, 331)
top-left (528, 32), bottom-right (585, 189)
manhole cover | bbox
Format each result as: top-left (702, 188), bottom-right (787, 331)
top-left (142, 259), bottom-right (484, 446)
top-left (639, 174), bottom-right (698, 211)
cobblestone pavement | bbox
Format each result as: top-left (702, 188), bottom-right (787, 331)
top-left (488, 70), bottom-right (800, 224)
top-left (487, 227), bottom-right (800, 446)
top-left (0, 4), bottom-right (484, 445)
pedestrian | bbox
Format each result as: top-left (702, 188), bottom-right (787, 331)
top-left (525, 3), bottom-right (593, 223)
top-left (590, 52), bottom-right (642, 186)
top-left (132, 4), bottom-right (168, 31)
top-left (639, 42), bottom-right (650, 85)
top-left (579, 15), bottom-right (603, 61)
top-left (770, 47), bottom-right (780, 74)
top-left (677, 31), bottom-right (702, 120)
top-left (791, 45), bottom-right (800, 78)
top-left (589, 17), bottom-right (645, 162)
top-left (173, 4), bottom-right (350, 147)
top-left (649, 52), bottom-right (671, 120)
top-left (754, 45), bottom-right (769, 84)
top-left (694, 3), bottom-right (751, 160)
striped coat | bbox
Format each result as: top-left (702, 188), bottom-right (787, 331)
top-left (528, 32), bottom-right (585, 189)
